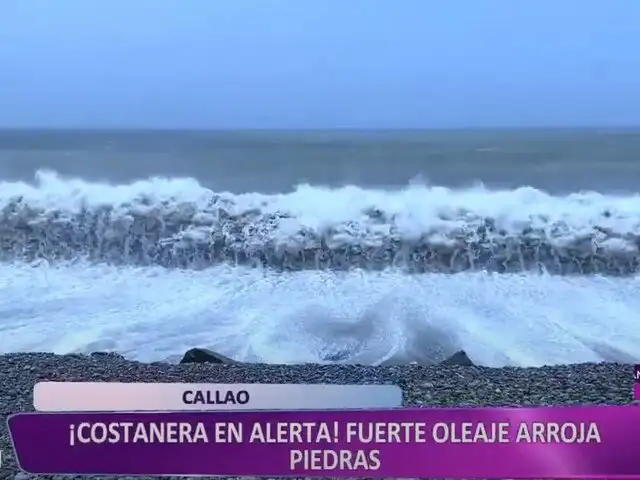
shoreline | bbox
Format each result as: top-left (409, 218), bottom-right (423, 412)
top-left (0, 352), bottom-right (634, 480)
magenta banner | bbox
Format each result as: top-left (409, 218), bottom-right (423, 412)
top-left (8, 407), bottom-right (640, 477)
top-left (635, 383), bottom-right (640, 400)
top-left (635, 364), bottom-right (640, 382)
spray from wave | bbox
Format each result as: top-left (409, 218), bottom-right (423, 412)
top-left (1, 170), bottom-right (640, 275)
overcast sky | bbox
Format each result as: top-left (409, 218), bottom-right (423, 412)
top-left (1, 0), bottom-right (639, 128)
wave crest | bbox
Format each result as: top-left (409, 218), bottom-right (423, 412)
top-left (1, 170), bottom-right (640, 275)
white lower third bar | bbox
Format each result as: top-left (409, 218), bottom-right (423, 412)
top-left (33, 382), bottom-right (402, 411)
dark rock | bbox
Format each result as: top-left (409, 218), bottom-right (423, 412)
top-left (150, 361), bottom-right (171, 367)
top-left (440, 350), bottom-right (475, 367)
top-left (90, 351), bottom-right (125, 360)
top-left (179, 347), bottom-right (239, 364)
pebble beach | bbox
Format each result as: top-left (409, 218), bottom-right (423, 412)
top-left (0, 353), bottom-right (633, 480)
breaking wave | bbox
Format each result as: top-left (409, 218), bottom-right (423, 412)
top-left (2, 170), bottom-right (640, 276)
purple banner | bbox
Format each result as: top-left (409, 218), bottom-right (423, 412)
top-left (635, 383), bottom-right (640, 400)
top-left (635, 364), bottom-right (640, 383)
top-left (8, 407), bottom-right (640, 477)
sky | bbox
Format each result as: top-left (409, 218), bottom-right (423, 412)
top-left (1, 0), bottom-right (639, 129)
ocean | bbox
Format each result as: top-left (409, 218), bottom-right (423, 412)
top-left (1, 128), bottom-right (639, 367)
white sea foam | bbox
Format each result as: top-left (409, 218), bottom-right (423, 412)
top-left (0, 262), bottom-right (638, 365)
top-left (1, 170), bottom-right (640, 275)
top-left (1, 170), bottom-right (639, 365)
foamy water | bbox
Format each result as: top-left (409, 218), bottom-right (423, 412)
top-left (1, 170), bottom-right (639, 365)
